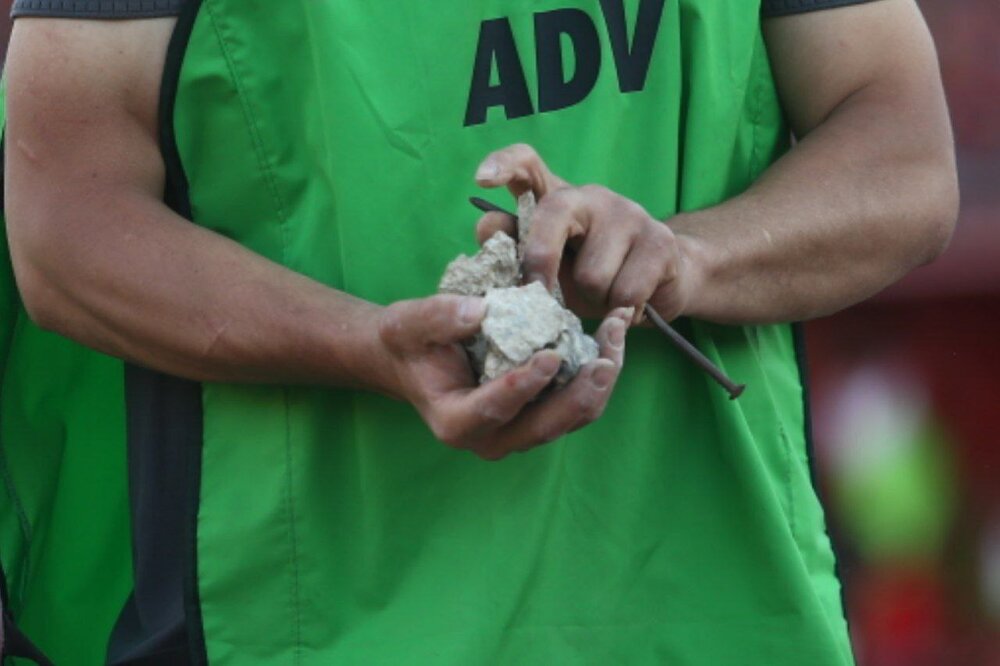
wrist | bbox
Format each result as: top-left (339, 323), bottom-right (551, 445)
top-left (675, 233), bottom-right (709, 318)
top-left (354, 304), bottom-right (407, 401)
top-left (663, 213), bottom-right (716, 320)
top-left (318, 299), bottom-right (405, 400)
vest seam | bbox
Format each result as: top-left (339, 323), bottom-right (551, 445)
top-left (202, 6), bottom-right (303, 654)
top-left (744, 324), bottom-right (799, 540)
top-left (283, 389), bottom-right (304, 664)
top-left (749, 29), bottom-right (800, 544)
top-left (749, 33), bottom-right (764, 182)
top-left (203, 0), bottom-right (292, 266)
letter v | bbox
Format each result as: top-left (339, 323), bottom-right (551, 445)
top-left (599, 0), bottom-right (666, 93)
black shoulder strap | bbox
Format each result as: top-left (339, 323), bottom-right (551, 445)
top-left (761, 0), bottom-right (883, 18)
top-left (11, 0), bottom-right (187, 20)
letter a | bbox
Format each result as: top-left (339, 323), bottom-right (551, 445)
top-left (464, 19), bottom-right (535, 127)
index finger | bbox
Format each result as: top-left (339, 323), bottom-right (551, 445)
top-left (520, 188), bottom-right (591, 290)
top-left (475, 143), bottom-right (566, 198)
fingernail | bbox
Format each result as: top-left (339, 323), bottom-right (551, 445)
top-left (590, 362), bottom-right (616, 390)
top-left (476, 160), bottom-right (501, 181)
top-left (533, 353), bottom-right (561, 376)
top-left (459, 298), bottom-right (486, 325)
top-left (608, 319), bottom-right (626, 349)
top-left (619, 306), bottom-right (636, 323)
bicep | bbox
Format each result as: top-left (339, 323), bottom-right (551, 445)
top-left (4, 17), bottom-right (175, 262)
top-left (762, 0), bottom-right (947, 138)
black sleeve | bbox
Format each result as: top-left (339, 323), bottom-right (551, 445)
top-left (12, 0), bottom-right (185, 19)
top-left (762, 0), bottom-right (883, 18)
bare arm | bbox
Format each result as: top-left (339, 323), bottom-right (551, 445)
top-left (475, 0), bottom-right (958, 325)
top-left (4, 18), bottom-right (629, 459)
top-left (5, 18), bottom-right (387, 385)
top-left (674, 0), bottom-right (959, 323)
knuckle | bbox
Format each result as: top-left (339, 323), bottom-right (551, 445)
top-left (512, 142), bottom-right (539, 162)
top-left (377, 304), bottom-right (407, 349)
top-left (566, 382), bottom-right (600, 415)
top-left (477, 403), bottom-right (509, 429)
top-left (576, 393), bottom-right (602, 421)
top-left (544, 187), bottom-right (574, 209)
top-left (662, 262), bottom-right (679, 283)
top-left (648, 226), bottom-right (676, 253)
top-left (609, 282), bottom-right (636, 307)
top-left (573, 265), bottom-right (610, 298)
top-left (430, 420), bottom-right (466, 448)
top-left (523, 246), bottom-right (560, 273)
top-left (620, 198), bottom-right (649, 221)
top-left (538, 427), bottom-right (563, 445)
top-left (476, 447), bottom-right (507, 462)
top-left (654, 249), bottom-right (680, 282)
top-left (525, 424), bottom-right (560, 449)
top-left (580, 183), bottom-right (610, 200)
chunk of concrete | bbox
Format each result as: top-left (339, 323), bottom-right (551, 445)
top-left (481, 282), bottom-right (598, 385)
top-left (438, 203), bottom-right (598, 385)
top-left (439, 232), bottom-right (519, 296)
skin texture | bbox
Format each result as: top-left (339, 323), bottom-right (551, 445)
top-left (3, 1), bottom-right (957, 457)
top-left (474, 0), bottom-right (958, 325)
top-left (3, 18), bottom-right (628, 461)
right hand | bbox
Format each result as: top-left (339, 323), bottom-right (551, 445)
top-left (376, 295), bottom-right (631, 461)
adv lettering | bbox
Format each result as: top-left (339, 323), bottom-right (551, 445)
top-left (464, 0), bottom-right (666, 127)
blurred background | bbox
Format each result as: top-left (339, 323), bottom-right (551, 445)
top-left (805, 2), bottom-right (1000, 664)
top-left (0, 1), bottom-right (996, 664)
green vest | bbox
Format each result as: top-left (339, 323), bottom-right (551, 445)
top-left (1, 1), bottom-right (854, 663)
top-left (0, 95), bottom-right (134, 666)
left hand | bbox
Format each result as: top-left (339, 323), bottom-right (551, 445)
top-left (473, 143), bottom-right (699, 323)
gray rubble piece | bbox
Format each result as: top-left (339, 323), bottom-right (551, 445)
top-left (481, 282), bottom-right (598, 385)
top-left (438, 203), bottom-right (598, 385)
top-left (516, 191), bottom-right (536, 260)
top-left (438, 231), bottom-right (519, 296)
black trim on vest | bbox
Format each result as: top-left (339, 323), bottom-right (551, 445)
top-left (792, 323), bottom-right (853, 640)
top-left (792, 324), bottom-right (820, 491)
top-left (761, 0), bottom-right (882, 18)
top-left (159, 1), bottom-right (208, 664)
top-left (11, 0), bottom-right (186, 19)
top-left (109, 1), bottom-right (208, 665)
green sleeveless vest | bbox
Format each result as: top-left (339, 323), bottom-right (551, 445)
top-left (1, 1), bottom-right (854, 663)
top-left (0, 95), bottom-right (134, 666)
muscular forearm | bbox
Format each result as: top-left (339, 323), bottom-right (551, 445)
top-left (4, 18), bottom-right (398, 391)
top-left (9, 189), bottom-right (393, 388)
top-left (670, 83), bottom-right (958, 325)
top-left (666, 1), bottom-right (958, 325)
top-left (3, 16), bottom-right (629, 460)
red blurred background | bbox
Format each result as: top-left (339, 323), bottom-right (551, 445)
top-left (806, 2), bottom-right (1000, 664)
top-left (0, 1), bottom-right (997, 664)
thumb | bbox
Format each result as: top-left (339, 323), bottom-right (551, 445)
top-left (379, 295), bottom-right (486, 353)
